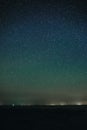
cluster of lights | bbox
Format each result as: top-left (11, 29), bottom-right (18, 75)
top-left (10, 101), bottom-right (87, 107)
top-left (47, 102), bottom-right (86, 106)
top-left (48, 102), bottom-right (67, 106)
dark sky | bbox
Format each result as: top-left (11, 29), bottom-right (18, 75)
top-left (0, 0), bottom-right (87, 105)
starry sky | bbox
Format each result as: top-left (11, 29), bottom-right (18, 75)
top-left (0, 0), bottom-right (87, 105)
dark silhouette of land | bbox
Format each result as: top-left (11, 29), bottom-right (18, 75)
top-left (0, 105), bottom-right (87, 129)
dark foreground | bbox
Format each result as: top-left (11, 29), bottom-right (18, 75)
top-left (0, 105), bottom-right (87, 130)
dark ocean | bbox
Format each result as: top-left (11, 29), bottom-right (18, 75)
top-left (0, 105), bottom-right (87, 130)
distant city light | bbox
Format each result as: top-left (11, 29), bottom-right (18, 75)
top-left (75, 102), bottom-right (82, 105)
top-left (59, 102), bottom-right (66, 106)
top-left (12, 104), bottom-right (15, 107)
top-left (49, 103), bottom-right (56, 106)
top-left (48, 102), bottom-right (66, 106)
top-left (9, 102), bottom-right (87, 106)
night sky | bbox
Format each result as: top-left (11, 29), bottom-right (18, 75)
top-left (0, 0), bottom-right (87, 105)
